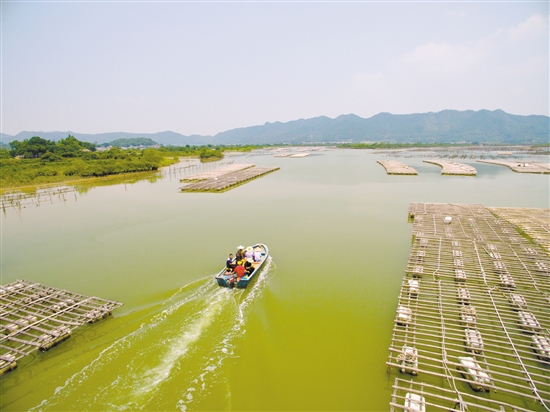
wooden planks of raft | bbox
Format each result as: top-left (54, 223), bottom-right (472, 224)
top-left (388, 202), bottom-right (550, 411)
top-left (489, 207), bottom-right (550, 253)
top-left (423, 160), bottom-right (477, 176)
top-left (180, 164), bottom-right (255, 182)
top-left (0, 279), bottom-right (123, 375)
top-left (477, 160), bottom-right (550, 174)
top-left (377, 160), bottom-right (418, 175)
top-left (180, 166), bottom-right (280, 192)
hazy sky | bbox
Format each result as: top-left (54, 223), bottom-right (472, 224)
top-left (2, 1), bottom-right (548, 136)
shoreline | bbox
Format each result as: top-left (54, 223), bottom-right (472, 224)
top-left (0, 169), bottom-right (161, 194)
top-left (0, 156), bottom-right (207, 194)
top-left (0, 162), bottom-right (185, 195)
top-left (0, 155), bottom-right (233, 194)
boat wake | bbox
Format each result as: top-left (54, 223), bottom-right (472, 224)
top-left (30, 258), bottom-right (273, 411)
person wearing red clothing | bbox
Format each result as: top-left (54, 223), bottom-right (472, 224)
top-left (234, 262), bottom-right (245, 280)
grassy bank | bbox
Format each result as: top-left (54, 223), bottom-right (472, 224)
top-left (1, 136), bottom-right (269, 189)
top-left (0, 154), bottom-right (178, 189)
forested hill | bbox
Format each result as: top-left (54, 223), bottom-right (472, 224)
top-left (3, 131), bottom-right (209, 146)
top-left (3, 110), bottom-right (548, 145)
top-left (210, 110), bottom-right (549, 145)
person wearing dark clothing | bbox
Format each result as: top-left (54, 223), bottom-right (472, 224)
top-left (226, 253), bottom-right (235, 269)
top-left (244, 258), bottom-right (254, 276)
top-left (236, 245), bottom-right (245, 261)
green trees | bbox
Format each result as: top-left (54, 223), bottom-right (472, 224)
top-left (141, 148), bottom-right (164, 165)
top-left (199, 147), bottom-right (223, 159)
top-left (158, 144), bottom-right (261, 158)
top-left (109, 137), bottom-right (157, 147)
top-left (10, 136), bottom-right (56, 158)
top-left (55, 135), bottom-right (96, 157)
top-left (9, 135), bottom-right (95, 158)
top-left (40, 152), bottom-right (63, 162)
top-left (0, 136), bottom-right (273, 188)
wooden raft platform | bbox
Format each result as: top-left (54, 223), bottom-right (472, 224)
top-left (180, 166), bottom-right (279, 192)
top-left (377, 160), bottom-right (418, 175)
top-left (0, 280), bottom-right (122, 376)
top-left (180, 163), bottom-right (254, 182)
top-left (489, 207), bottom-right (550, 254)
top-left (478, 160), bottom-right (550, 174)
top-left (388, 203), bottom-right (550, 411)
top-left (424, 160), bottom-right (477, 176)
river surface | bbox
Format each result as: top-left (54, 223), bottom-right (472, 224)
top-left (1, 149), bottom-right (549, 411)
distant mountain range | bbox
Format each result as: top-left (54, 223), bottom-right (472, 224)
top-left (0, 131), bottom-right (208, 146)
top-left (2, 110), bottom-right (548, 146)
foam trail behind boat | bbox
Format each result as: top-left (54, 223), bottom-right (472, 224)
top-left (29, 259), bottom-right (273, 412)
top-left (176, 258), bottom-right (273, 411)
top-left (29, 278), bottom-right (223, 411)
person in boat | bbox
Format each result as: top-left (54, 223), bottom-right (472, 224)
top-left (234, 260), bottom-right (246, 280)
top-left (226, 272), bottom-right (236, 287)
top-left (236, 246), bottom-right (245, 261)
top-left (226, 253), bottom-right (235, 269)
top-left (244, 258), bottom-right (254, 276)
top-left (245, 246), bottom-right (254, 260)
top-left (253, 247), bottom-right (262, 262)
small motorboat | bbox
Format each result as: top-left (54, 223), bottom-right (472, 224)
top-left (215, 244), bottom-right (269, 289)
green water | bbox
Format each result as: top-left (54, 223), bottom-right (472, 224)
top-left (1, 149), bottom-right (548, 411)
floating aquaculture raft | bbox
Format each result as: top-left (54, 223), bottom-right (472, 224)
top-left (478, 160), bottom-right (550, 174)
top-left (423, 160), bottom-right (477, 176)
top-left (377, 160), bottom-right (418, 175)
top-left (388, 203), bottom-right (550, 412)
top-left (489, 207), bottom-right (550, 254)
top-left (180, 165), bottom-right (279, 192)
top-left (179, 163), bottom-right (255, 183)
top-left (0, 279), bottom-right (122, 376)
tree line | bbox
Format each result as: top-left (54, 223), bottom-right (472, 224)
top-left (0, 135), bottom-right (265, 188)
top-left (0, 135), bottom-right (264, 160)
top-left (3, 136), bottom-right (96, 159)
